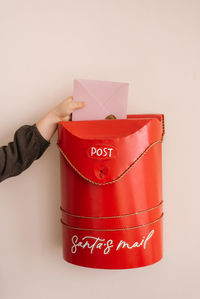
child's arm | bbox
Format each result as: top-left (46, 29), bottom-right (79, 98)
top-left (0, 124), bottom-right (50, 182)
top-left (0, 96), bottom-right (85, 183)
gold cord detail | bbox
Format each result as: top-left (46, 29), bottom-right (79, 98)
top-left (60, 200), bottom-right (163, 219)
top-left (57, 140), bottom-right (161, 186)
top-left (60, 213), bottom-right (164, 231)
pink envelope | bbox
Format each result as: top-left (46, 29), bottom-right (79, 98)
top-left (72, 78), bottom-right (129, 121)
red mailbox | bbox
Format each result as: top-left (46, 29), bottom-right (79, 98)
top-left (57, 114), bottom-right (165, 269)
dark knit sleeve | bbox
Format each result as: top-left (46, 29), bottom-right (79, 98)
top-left (0, 124), bottom-right (50, 183)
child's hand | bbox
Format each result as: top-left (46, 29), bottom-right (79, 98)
top-left (52, 96), bottom-right (86, 122)
top-left (36, 96), bottom-right (86, 142)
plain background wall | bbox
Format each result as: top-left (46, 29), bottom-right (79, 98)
top-left (0, 0), bottom-right (199, 298)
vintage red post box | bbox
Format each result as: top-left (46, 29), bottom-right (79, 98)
top-left (57, 114), bottom-right (165, 269)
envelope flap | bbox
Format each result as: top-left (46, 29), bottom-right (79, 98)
top-left (78, 78), bottom-right (128, 105)
top-left (58, 115), bottom-right (164, 185)
top-left (72, 78), bottom-right (129, 121)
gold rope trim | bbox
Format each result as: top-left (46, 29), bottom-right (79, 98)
top-left (57, 116), bottom-right (165, 186)
top-left (161, 114), bottom-right (165, 142)
top-left (60, 213), bottom-right (164, 231)
top-left (57, 140), bottom-right (161, 186)
top-left (60, 200), bottom-right (163, 219)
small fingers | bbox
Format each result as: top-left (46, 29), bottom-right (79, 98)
top-left (71, 101), bottom-right (86, 109)
top-left (65, 96), bottom-right (73, 103)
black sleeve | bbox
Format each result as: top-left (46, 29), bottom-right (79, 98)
top-left (0, 124), bottom-right (50, 183)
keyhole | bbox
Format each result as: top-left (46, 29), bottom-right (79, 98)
top-left (99, 169), bottom-right (103, 178)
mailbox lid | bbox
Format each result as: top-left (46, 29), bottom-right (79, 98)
top-left (57, 115), bottom-right (164, 185)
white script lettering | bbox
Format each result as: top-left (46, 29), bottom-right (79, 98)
top-left (71, 230), bottom-right (155, 255)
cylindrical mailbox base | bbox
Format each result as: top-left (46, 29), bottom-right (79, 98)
top-left (61, 215), bottom-right (163, 269)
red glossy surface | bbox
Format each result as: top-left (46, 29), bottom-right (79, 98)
top-left (58, 114), bottom-right (164, 269)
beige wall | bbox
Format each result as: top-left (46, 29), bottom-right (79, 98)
top-left (0, 0), bottom-right (199, 298)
